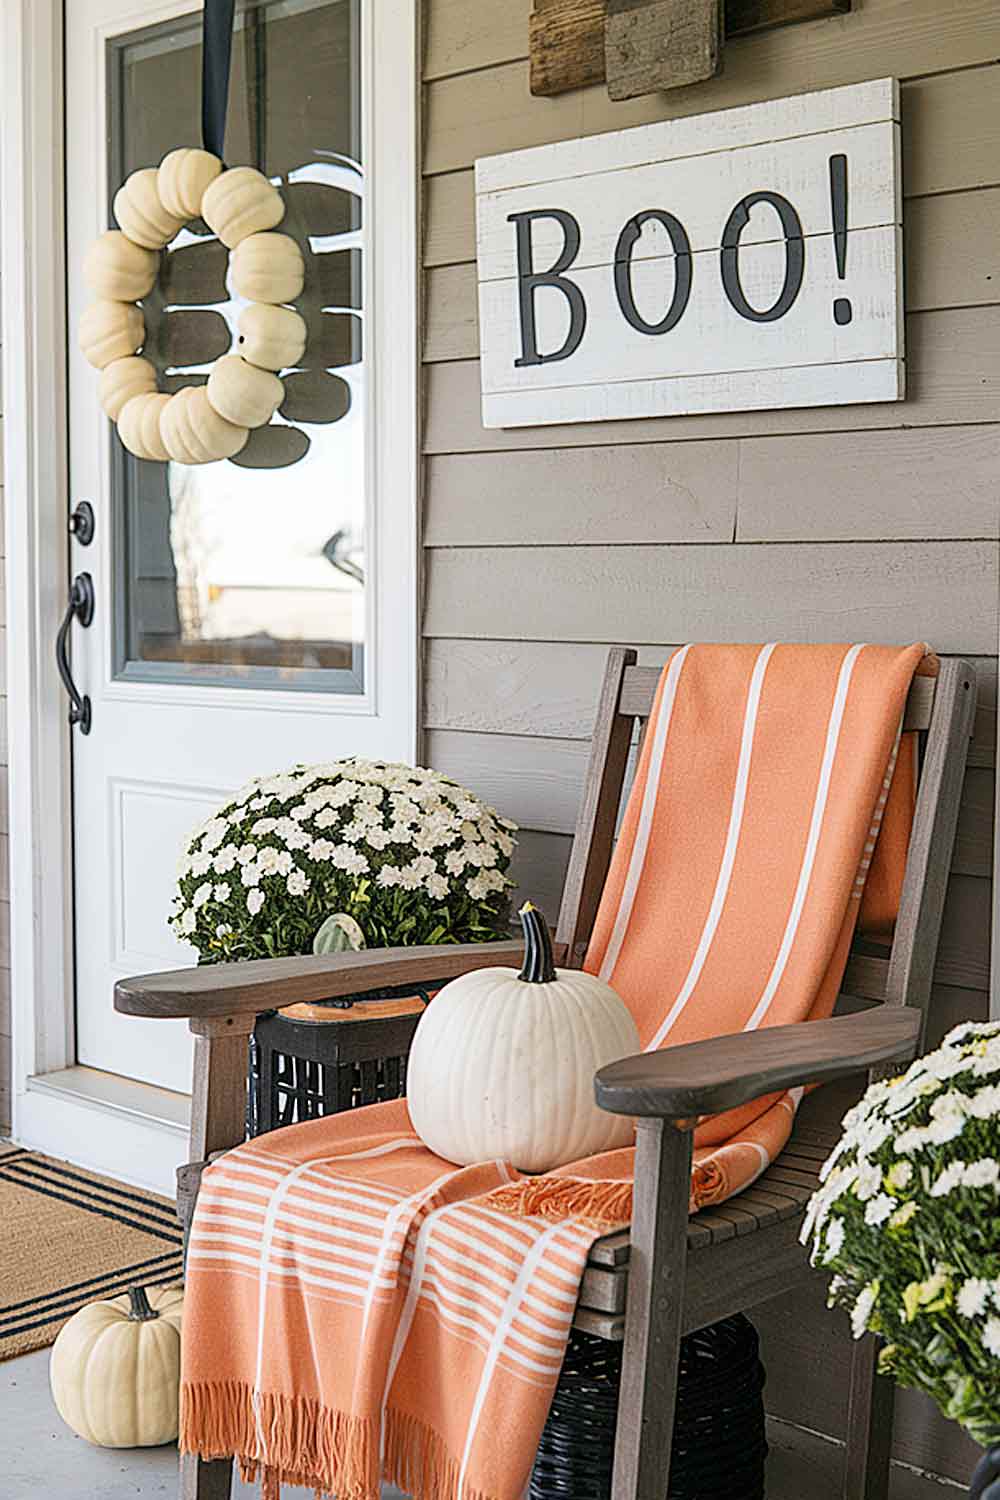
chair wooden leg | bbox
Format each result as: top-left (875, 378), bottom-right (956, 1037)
top-left (179, 1018), bottom-right (253, 1500)
top-left (842, 1333), bottom-right (894, 1500)
top-left (611, 1118), bottom-right (694, 1500)
top-left (180, 1453), bottom-right (233, 1499)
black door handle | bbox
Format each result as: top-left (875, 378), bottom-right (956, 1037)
top-left (55, 572), bottom-right (95, 735)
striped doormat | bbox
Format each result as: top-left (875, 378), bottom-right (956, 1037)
top-left (0, 1144), bottom-right (183, 1360)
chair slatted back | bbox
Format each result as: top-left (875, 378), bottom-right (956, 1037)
top-left (555, 648), bottom-right (977, 1045)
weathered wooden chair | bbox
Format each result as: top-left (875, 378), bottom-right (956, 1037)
top-left (115, 647), bottom-right (977, 1500)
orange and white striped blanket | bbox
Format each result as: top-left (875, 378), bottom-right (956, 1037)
top-left (182, 642), bottom-right (927, 1500)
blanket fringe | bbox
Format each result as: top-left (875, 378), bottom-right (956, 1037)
top-left (383, 1405), bottom-right (497, 1500)
top-left (180, 1380), bottom-right (378, 1500)
top-left (480, 1175), bottom-right (633, 1229)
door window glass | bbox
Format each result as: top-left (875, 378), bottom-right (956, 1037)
top-left (108, 0), bottom-right (364, 691)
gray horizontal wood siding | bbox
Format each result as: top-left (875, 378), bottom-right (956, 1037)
top-left (420, 1), bottom-right (998, 1487)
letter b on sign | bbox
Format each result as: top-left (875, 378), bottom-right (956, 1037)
top-left (508, 210), bottom-right (587, 367)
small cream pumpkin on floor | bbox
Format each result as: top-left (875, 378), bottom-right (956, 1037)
top-left (407, 903), bottom-right (640, 1173)
top-left (78, 151), bottom-right (308, 465)
top-left (49, 1284), bottom-right (184, 1448)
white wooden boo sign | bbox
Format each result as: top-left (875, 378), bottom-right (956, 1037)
top-left (475, 79), bottom-right (903, 428)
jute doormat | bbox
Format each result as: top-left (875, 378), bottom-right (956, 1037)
top-left (0, 1144), bottom-right (183, 1360)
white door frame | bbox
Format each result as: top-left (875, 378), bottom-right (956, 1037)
top-left (1, 0), bottom-right (422, 1189)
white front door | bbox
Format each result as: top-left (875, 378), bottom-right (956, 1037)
top-left (65, 0), bottom-right (417, 1094)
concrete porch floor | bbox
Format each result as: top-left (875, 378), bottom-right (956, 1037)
top-left (2, 1346), bottom-right (880, 1500)
top-left (3, 1349), bottom-right (410, 1499)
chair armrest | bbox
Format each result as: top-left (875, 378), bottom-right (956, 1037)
top-left (594, 1006), bottom-right (920, 1122)
top-left (115, 939), bottom-right (539, 1020)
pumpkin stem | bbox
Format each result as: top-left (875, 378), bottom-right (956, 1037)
top-left (518, 902), bottom-right (557, 983)
top-left (127, 1286), bottom-right (159, 1322)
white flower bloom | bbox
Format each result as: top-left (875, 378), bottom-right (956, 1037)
top-left (894, 1125), bottom-right (929, 1155)
top-left (190, 851), bottom-right (213, 877)
top-left (926, 1111), bottom-right (967, 1146)
top-left (240, 863), bottom-right (261, 888)
top-left (851, 1283), bottom-right (878, 1340)
top-left (252, 818), bottom-right (278, 836)
top-left (984, 1318), bottom-right (1000, 1358)
top-left (968, 1085), bottom-right (1000, 1119)
top-left (864, 1193), bottom-right (896, 1227)
top-left (854, 1160), bottom-right (883, 1202)
top-left (377, 865), bottom-right (401, 888)
top-left (310, 839), bottom-right (335, 862)
top-left (886, 1161), bottom-right (912, 1191)
top-left (426, 873), bottom-right (449, 900)
top-left (215, 922), bottom-right (232, 938)
top-left (200, 819), bottom-right (228, 852)
top-left (213, 846), bottom-right (238, 875)
top-left (957, 1278), bottom-right (992, 1320)
top-left (399, 863), bottom-right (424, 891)
top-left (972, 1046), bottom-right (1000, 1078)
top-left (929, 1162), bottom-right (966, 1198)
top-left (445, 850), bottom-right (466, 875)
top-left (286, 871), bottom-right (309, 896)
top-left (192, 882), bottom-right (212, 909)
top-left (328, 781), bottom-right (359, 807)
top-left (314, 808), bottom-right (339, 830)
top-left (214, 883), bottom-right (231, 902)
top-left (389, 823), bottom-right (415, 845)
top-left (963, 1159), bottom-right (1000, 1191)
top-left (246, 888), bottom-right (265, 916)
top-left (367, 827), bottom-right (392, 850)
top-left (236, 843), bottom-right (257, 866)
top-left (467, 872), bottom-right (491, 900)
top-left (823, 1218), bottom-right (845, 1261)
top-left (179, 908), bottom-right (197, 935)
top-left (290, 803), bottom-right (312, 823)
top-left (258, 847), bottom-right (282, 876)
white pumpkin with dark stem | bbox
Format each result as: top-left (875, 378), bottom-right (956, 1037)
top-left (407, 903), bottom-right (639, 1173)
top-left (49, 1284), bottom-right (184, 1448)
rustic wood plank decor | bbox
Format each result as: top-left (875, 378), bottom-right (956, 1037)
top-left (605, 0), bottom-right (723, 100)
top-left (530, 0), bottom-right (851, 96)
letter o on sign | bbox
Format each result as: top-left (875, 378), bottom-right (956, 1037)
top-left (721, 191), bottom-right (804, 323)
top-left (614, 210), bottom-right (692, 335)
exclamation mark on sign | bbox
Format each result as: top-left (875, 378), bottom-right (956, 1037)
top-left (829, 153), bottom-right (852, 325)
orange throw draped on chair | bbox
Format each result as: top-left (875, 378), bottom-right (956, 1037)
top-left (181, 641), bottom-right (928, 1500)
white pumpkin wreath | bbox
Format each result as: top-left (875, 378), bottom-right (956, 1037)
top-left (78, 149), bottom-right (309, 465)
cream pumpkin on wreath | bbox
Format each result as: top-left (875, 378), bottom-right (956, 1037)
top-left (49, 1284), bottom-right (184, 1448)
top-left (407, 903), bottom-right (640, 1173)
top-left (78, 150), bottom-right (308, 465)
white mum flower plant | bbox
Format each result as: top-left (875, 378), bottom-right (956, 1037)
top-left (172, 759), bottom-right (518, 962)
top-left (803, 1019), bottom-right (1000, 1446)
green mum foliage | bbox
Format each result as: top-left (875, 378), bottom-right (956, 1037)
top-left (171, 758), bottom-right (518, 963)
top-left (803, 1021), bottom-right (1000, 1446)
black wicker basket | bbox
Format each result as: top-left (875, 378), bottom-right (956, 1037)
top-left (529, 1317), bottom-right (767, 1500)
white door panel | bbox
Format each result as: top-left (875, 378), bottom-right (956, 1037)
top-left (66, 0), bottom-right (417, 1092)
